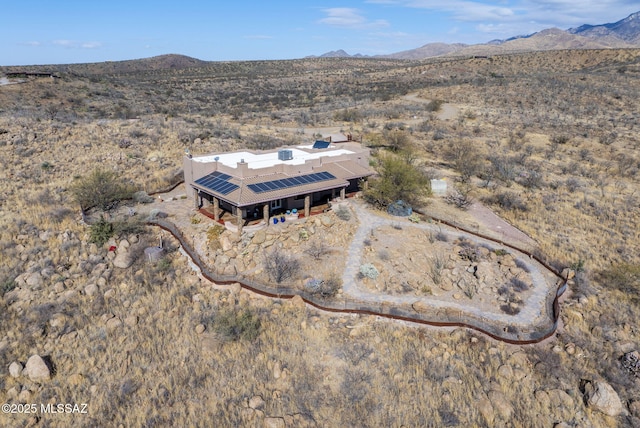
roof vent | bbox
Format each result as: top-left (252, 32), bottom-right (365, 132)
top-left (278, 149), bottom-right (293, 161)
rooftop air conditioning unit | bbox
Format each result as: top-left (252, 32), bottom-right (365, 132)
top-left (278, 149), bottom-right (293, 161)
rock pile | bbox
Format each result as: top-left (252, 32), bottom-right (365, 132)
top-left (621, 350), bottom-right (640, 378)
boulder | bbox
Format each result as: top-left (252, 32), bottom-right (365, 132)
top-left (249, 395), bottom-right (265, 410)
top-left (476, 397), bottom-right (495, 425)
top-left (9, 361), bottom-right (23, 378)
top-left (23, 355), bottom-right (51, 382)
top-left (106, 317), bottom-right (123, 331)
top-left (25, 272), bottom-right (43, 288)
top-left (387, 200), bottom-right (412, 217)
top-left (113, 250), bottom-right (134, 269)
top-left (583, 380), bottom-right (623, 417)
top-left (488, 390), bottom-right (513, 419)
top-left (264, 417), bottom-right (285, 428)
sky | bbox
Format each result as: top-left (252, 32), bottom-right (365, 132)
top-left (2, 0), bottom-right (638, 65)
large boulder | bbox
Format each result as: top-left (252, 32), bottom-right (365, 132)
top-left (23, 355), bottom-right (51, 382)
top-left (387, 200), bottom-right (412, 217)
top-left (583, 380), bottom-right (624, 417)
top-left (113, 250), bottom-right (134, 269)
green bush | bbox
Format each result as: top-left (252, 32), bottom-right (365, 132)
top-left (335, 205), bottom-right (351, 221)
top-left (598, 263), bottom-right (640, 305)
top-left (212, 309), bottom-right (261, 342)
top-left (90, 216), bottom-right (114, 246)
top-left (71, 168), bottom-right (135, 212)
top-left (359, 263), bottom-right (379, 280)
top-left (364, 152), bottom-right (431, 209)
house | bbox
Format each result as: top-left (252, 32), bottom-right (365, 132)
top-left (184, 141), bottom-right (373, 233)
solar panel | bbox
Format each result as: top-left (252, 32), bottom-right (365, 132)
top-left (195, 172), bottom-right (239, 195)
top-left (248, 172), bottom-right (337, 194)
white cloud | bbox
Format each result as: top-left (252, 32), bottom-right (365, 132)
top-left (374, 0), bottom-right (638, 28)
top-left (318, 8), bottom-right (389, 29)
top-left (53, 39), bottom-right (75, 47)
top-left (81, 42), bottom-right (102, 49)
top-left (52, 40), bottom-right (102, 49)
top-left (20, 41), bottom-right (42, 47)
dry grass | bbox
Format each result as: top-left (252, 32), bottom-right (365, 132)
top-left (1, 49), bottom-right (640, 427)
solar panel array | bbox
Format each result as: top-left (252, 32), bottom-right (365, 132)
top-left (194, 171), bottom-right (239, 195)
top-left (247, 171), bottom-right (336, 194)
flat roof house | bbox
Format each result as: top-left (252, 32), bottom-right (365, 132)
top-left (184, 142), bottom-right (373, 234)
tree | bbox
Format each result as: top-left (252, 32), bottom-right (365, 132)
top-left (71, 168), bottom-right (134, 212)
top-left (384, 128), bottom-right (412, 152)
top-left (263, 249), bottom-right (301, 284)
top-left (444, 139), bottom-right (484, 183)
top-left (364, 151), bottom-right (431, 208)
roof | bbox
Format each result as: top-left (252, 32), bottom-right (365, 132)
top-left (193, 159), bottom-right (373, 207)
top-left (193, 146), bottom-right (354, 170)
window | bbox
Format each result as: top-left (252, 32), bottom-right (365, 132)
top-left (270, 199), bottom-right (282, 210)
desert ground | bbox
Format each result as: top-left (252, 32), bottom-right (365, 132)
top-left (1, 50), bottom-right (639, 427)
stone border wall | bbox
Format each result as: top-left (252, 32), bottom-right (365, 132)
top-left (148, 218), bottom-right (567, 344)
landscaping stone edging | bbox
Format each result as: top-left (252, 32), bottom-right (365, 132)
top-left (148, 218), bottom-right (567, 344)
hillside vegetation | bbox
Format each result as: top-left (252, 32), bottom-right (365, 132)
top-left (0, 49), bottom-right (639, 427)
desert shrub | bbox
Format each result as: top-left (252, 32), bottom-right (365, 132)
top-left (384, 128), bottom-right (412, 152)
top-left (445, 189), bottom-right (473, 210)
top-left (335, 205), bottom-right (351, 221)
top-left (551, 134), bottom-right (570, 145)
top-left (377, 249), bottom-right (390, 261)
top-left (212, 308), bottom-right (261, 342)
top-left (457, 238), bottom-right (480, 262)
top-left (425, 99), bottom-right (444, 112)
top-left (597, 263), bottom-right (640, 305)
top-left (245, 134), bottom-right (290, 150)
top-left (133, 191), bottom-right (154, 204)
top-left (510, 277), bottom-right (529, 292)
top-left (359, 263), bottom-right (379, 280)
top-left (364, 152), bottom-right (431, 208)
top-left (515, 258), bottom-right (530, 272)
top-left (333, 108), bottom-right (361, 122)
top-left (264, 249), bottom-right (300, 284)
top-left (500, 304), bottom-right (521, 315)
top-left (206, 225), bottom-right (225, 249)
top-left (1, 277), bottom-right (16, 297)
top-left (90, 216), bottom-right (114, 246)
top-left (519, 167), bottom-right (543, 189)
top-left (488, 191), bottom-right (528, 211)
top-left (444, 140), bottom-right (484, 183)
top-left (435, 229), bottom-right (448, 242)
top-left (306, 275), bottom-right (342, 298)
top-left (565, 177), bottom-right (581, 192)
top-left (459, 245), bottom-right (480, 263)
top-left (428, 255), bottom-right (445, 285)
top-left (432, 129), bottom-right (446, 140)
top-left (71, 168), bottom-right (135, 212)
top-left (305, 240), bottom-right (328, 260)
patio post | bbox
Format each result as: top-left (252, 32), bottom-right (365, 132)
top-left (304, 194), bottom-right (311, 218)
top-left (213, 197), bottom-right (220, 221)
top-left (263, 203), bottom-right (269, 226)
top-left (237, 207), bottom-right (243, 235)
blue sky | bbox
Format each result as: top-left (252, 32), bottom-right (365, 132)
top-left (2, 0), bottom-right (638, 65)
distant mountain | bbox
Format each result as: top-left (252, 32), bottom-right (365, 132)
top-left (313, 11), bottom-right (640, 60)
top-left (381, 43), bottom-right (468, 60)
top-left (309, 49), bottom-right (368, 58)
top-left (569, 11), bottom-right (640, 44)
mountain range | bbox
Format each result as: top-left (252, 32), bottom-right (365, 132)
top-left (314, 11), bottom-right (640, 60)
